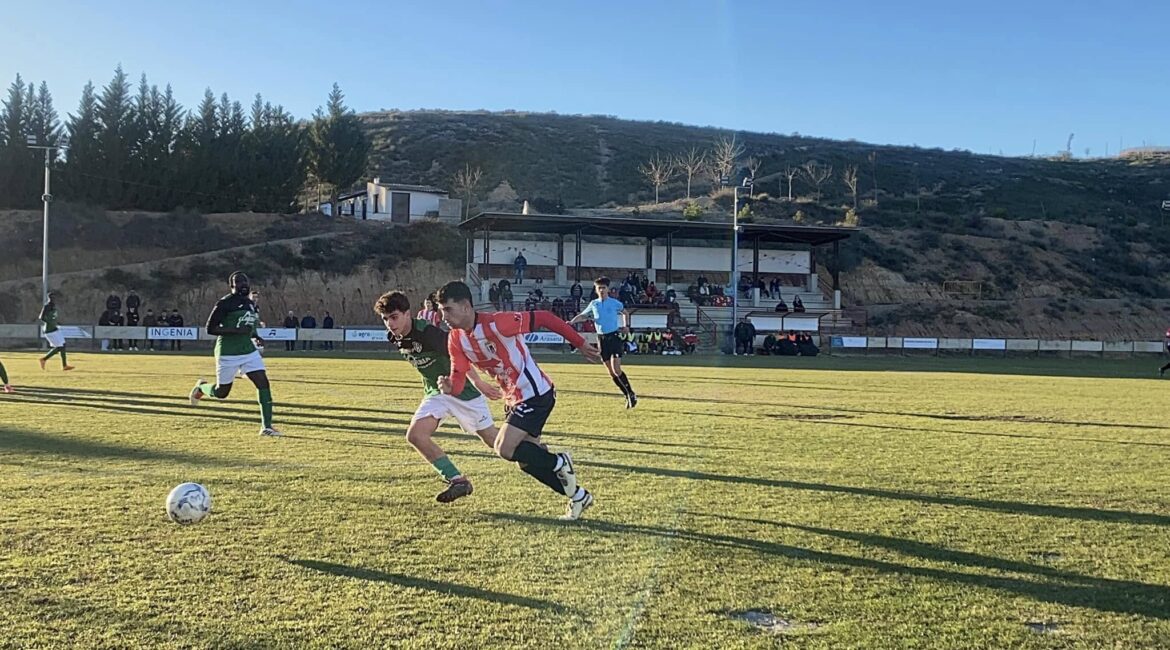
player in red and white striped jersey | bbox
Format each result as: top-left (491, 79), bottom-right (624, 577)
top-left (435, 281), bottom-right (602, 521)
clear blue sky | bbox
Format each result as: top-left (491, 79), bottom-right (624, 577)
top-left (3, 0), bottom-right (1167, 157)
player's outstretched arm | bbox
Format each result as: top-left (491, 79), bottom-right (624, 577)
top-left (568, 307), bottom-right (592, 325)
top-left (530, 311), bottom-right (601, 363)
top-left (467, 367), bottom-right (502, 400)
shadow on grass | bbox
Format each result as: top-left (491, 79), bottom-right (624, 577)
top-left (571, 459), bottom-right (1170, 527)
top-left (0, 426), bottom-right (271, 468)
top-left (788, 417), bottom-right (1170, 450)
top-left (487, 512), bottom-right (1170, 620)
top-left (284, 558), bottom-right (570, 612)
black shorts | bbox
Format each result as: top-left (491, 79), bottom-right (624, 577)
top-left (505, 389), bottom-right (556, 438)
top-left (599, 332), bottom-right (625, 361)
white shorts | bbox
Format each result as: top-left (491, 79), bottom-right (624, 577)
top-left (412, 394), bottom-right (494, 435)
top-left (216, 351), bottom-right (266, 385)
top-left (44, 331), bottom-right (66, 348)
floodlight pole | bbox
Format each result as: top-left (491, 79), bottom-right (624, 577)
top-left (27, 140), bottom-right (55, 306)
top-left (730, 178), bottom-right (752, 330)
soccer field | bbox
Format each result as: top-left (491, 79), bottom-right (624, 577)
top-left (1, 352), bottom-right (1168, 649)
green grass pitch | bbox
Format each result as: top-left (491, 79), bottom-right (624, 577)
top-left (1, 351), bottom-right (1168, 649)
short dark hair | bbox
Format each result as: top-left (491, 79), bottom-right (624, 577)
top-left (374, 291), bottom-right (410, 315)
top-left (594, 276), bottom-right (610, 287)
top-left (437, 281), bottom-right (473, 306)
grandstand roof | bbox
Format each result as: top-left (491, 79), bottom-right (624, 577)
top-left (459, 212), bottom-right (855, 246)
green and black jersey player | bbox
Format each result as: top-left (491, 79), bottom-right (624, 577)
top-left (0, 356), bottom-right (12, 393)
top-left (38, 292), bottom-right (75, 372)
top-left (376, 290), bottom-right (501, 503)
top-left (188, 272), bottom-right (280, 436)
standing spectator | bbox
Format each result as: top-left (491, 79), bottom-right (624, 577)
top-left (513, 251), bottom-right (527, 284)
top-left (696, 274), bottom-right (708, 288)
top-left (144, 308), bottom-right (156, 350)
top-left (793, 295), bottom-right (805, 313)
top-left (733, 317), bottom-right (756, 356)
top-left (499, 282), bottom-right (514, 311)
top-left (283, 311), bottom-right (298, 351)
top-left (111, 310), bottom-right (125, 350)
top-left (756, 277), bottom-right (768, 299)
top-left (322, 311), bottom-right (335, 350)
top-left (105, 291), bottom-right (121, 314)
top-left (155, 311), bottom-right (168, 350)
top-left (769, 277), bottom-right (781, 298)
top-left (300, 312), bottom-right (317, 350)
top-left (125, 307), bottom-right (140, 351)
top-left (488, 282), bottom-right (500, 310)
top-left (168, 309), bottom-right (184, 350)
top-left (98, 308), bottom-right (113, 351)
top-left (125, 289), bottom-right (141, 314)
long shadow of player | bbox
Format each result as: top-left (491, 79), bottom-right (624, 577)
top-left (486, 512), bottom-right (1170, 620)
top-left (283, 558), bottom-right (573, 613)
top-left (0, 426), bottom-right (275, 468)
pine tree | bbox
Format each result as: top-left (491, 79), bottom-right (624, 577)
top-left (95, 65), bottom-right (134, 207)
top-left (306, 83), bottom-right (370, 215)
top-left (62, 81), bottom-right (101, 204)
top-left (0, 74), bottom-right (32, 206)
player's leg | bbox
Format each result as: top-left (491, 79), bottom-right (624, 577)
top-left (410, 396), bottom-right (473, 502)
top-left (496, 392), bottom-right (593, 519)
top-left (190, 353), bottom-right (238, 405)
top-left (242, 357), bottom-right (278, 436)
top-left (606, 350), bottom-right (637, 408)
top-left (0, 359), bottom-right (11, 392)
top-left (452, 394), bottom-right (498, 450)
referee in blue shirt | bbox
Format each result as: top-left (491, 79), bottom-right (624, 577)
top-left (570, 276), bottom-right (638, 408)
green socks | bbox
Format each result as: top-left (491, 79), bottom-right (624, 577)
top-left (431, 455), bottom-right (462, 481)
top-left (258, 388), bottom-right (273, 428)
top-left (59, 348), bottom-right (67, 366)
top-left (199, 382), bottom-right (218, 398)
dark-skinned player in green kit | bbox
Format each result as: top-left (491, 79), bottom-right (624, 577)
top-left (188, 272), bottom-right (280, 436)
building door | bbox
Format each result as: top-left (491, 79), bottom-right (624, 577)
top-left (391, 192), bottom-right (410, 224)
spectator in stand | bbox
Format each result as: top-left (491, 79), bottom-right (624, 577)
top-left (300, 312), bottom-right (317, 350)
top-left (98, 308), bottom-right (113, 351)
top-left (283, 311), bottom-right (298, 351)
top-left (756, 277), bottom-right (768, 299)
top-left (155, 311), bottom-right (169, 350)
top-left (647, 329), bottom-right (662, 354)
top-left (499, 282), bottom-right (514, 311)
top-left (769, 277), bottom-right (781, 298)
top-left (619, 282), bottom-right (634, 306)
top-left (793, 295), bottom-right (806, 313)
top-left (665, 285), bottom-right (677, 304)
top-left (762, 332), bottom-right (779, 355)
top-left (126, 307), bottom-right (140, 351)
top-left (698, 283), bottom-right (710, 305)
top-left (489, 282), bottom-right (500, 310)
top-left (168, 309), bottom-right (184, 350)
top-left (733, 317), bottom-right (756, 356)
top-left (777, 332), bottom-right (798, 356)
top-left (551, 297), bottom-right (565, 320)
top-left (523, 292), bottom-right (538, 311)
top-left (569, 280), bottom-right (584, 311)
top-left (322, 311), bottom-right (335, 350)
top-left (645, 282), bottom-right (658, 301)
top-left (125, 289), bottom-right (141, 314)
top-left (106, 291), bottom-right (122, 315)
top-left (661, 328), bottom-right (675, 355)
top-left (111, 310), bottom-right (125, 350)
top-left (696, 274), bottom-right (708, 288)
top-left (417, 297), bottom-right (441, 327)
top-left (513, 251), bottom-right (527, 284)
top-left (636, 291), bottom-right (649, 306)
top-left (775, 296), bottom-right (789, 313)
top-left (682, 328), bottom-right (699, 354)
top-left (534, 277), bottom-right (544, 300)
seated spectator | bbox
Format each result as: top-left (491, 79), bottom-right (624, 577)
top-left (524, 292), bottom-right (538, 311)
top-left (798, 334), bottom-right (820, 357)
top-left (533, 279), bottom-right (544, 301)
top-left (793, 296), bottom-right (806, 313)
top-left (777, 334), bottom-right (798, 356)
top-left (569, 280), bottom-right (584, 306)
top-left (540, 297), bottom-right (552, 311)
top-left (551, 297), bottom-right (565, 320)
top-left (762, 332), bottom-right (779, 355)
top-left (698, 284), bottom-right (710, 304)
top-left (775, 297), bottom-right (789, 313)
top-left (682, 328), bottom-right (699, 354)
top-left (696, 274), bottom-right (708, 288)
top-left (665, 286), bottom-right (677, 303)
top-left (646, 282), bottom-right (658, 300)
top-left (637, 331), bottom-right (650, 355)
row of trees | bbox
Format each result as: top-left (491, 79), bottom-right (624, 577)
top-left (638, 135), bottom-right (877, 209)
top-left (0, 68), bottom-right (370, 214)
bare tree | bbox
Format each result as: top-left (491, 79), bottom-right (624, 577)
top-left (801, 160), bottom-right (833, 203)
top-left (675, 147), bottom-right (706, 199)
top-left (452, 163), bottom-right (483, 218)
top-left (639, 153), bottom-right (675, 204)
top-left (783, 164), bottom-right (798, 200)
top-left (703, 157), bottom-right (724, 194)
top-left (842, 164), bottom-right (859, 209)
top-left (711, 134), bottom-right (745, 183)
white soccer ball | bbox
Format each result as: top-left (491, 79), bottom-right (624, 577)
top-left (166, 482), bottom-right (212, 525)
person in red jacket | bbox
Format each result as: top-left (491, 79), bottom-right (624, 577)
top-left (435, 280), bottom-right (602, 521)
